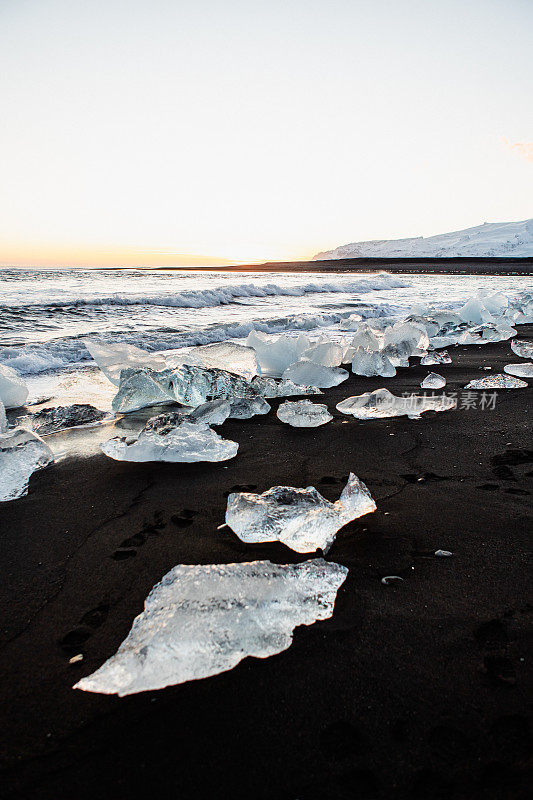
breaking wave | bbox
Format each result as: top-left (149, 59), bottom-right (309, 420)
top-left (1, 274), bottom-right (407, 311)
top-left (0, 305), bottom-right (400, 377)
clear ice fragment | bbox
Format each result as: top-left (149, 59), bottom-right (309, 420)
top-left (420, 373), bottom-right (446, 389)
top-left (300, 341), bottom-right (344, 367)
top-left (188, 342), bottom-right (259, 380)
top-left (101, 420), bottom-right (238, 463)
top-left (0, 364), bottom-right (29, 409)
top-left (434, 550), bottom-right (452, 557)
top-left (0, 428), bottom-right (54, 501)
top-left (225, 473), bottom-right (376, 553)
top-left (511, 339), bottom-right (533, 359)
top-left (337, 388), bottom-right (456, 420)
top-left (351, 349), bottom-right (396, 377)
top-left (229, 397), bottom-right (271, 419)
top-left (74, 558), bottom-right (348, 695)
top-left (464, 375), bottom-right (528, 389)
top-left (282, 361), bottom-right (348, 389)
top-left (420, 351), bottom-right (451, 365)
top-left (276, 400), bottom-right (332, 428)
top-left (503, 363), bottom-right (533, 379)
top-left (84, 340), bottom-right (167, 386)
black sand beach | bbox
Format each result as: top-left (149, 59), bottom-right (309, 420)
top-left (156, 257), bottom-right (533, 276)
top-left (0, 330), bottom-right (531, 800)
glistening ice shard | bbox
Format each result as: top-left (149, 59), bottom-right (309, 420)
top-left (101, 420), bottom-right (238, 463)
top-left (225, 473), bottom-right (376, 553)
top-left (464, 375), bottom-right (528, 389)
top-left (420, 373), bottom-right (446, 389)
top-left (503, 363), bottom-right (533, 379)
top-left (74, 558), bottom-right (348, 695)
top-left (276, 400), bottom-right (332, 428)
top-left (337, 388), bottom-right (456, 420)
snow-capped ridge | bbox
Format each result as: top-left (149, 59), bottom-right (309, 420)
top-left (314, 219), bottom-right (533, 260)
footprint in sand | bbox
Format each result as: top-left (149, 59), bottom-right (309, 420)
top-left (59, 602), bottom-right (110, 654)
top-left (112, 514), bottom-right (166, 560)
top-left (171, 508), bottom-right (197, 528)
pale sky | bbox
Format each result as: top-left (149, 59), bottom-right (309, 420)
top-left (1, 0), bottom-right (532, 266)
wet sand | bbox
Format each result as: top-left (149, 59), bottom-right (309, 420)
top-left (0, 329), bottom-right (532, 800)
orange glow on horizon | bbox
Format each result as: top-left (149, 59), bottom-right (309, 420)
top-left (0, 241), bottom-right (320, 269)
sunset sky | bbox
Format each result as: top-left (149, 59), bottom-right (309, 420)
top-left (1, 0), bottom-right (532, 267)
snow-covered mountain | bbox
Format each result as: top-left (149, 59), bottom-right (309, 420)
top-left (313, 219), bottom-right (533, 260)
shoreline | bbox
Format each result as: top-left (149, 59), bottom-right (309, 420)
top-left (108, 257), bottom-right (533, 276)
top-left (0, 329), bottom-right (532, 799)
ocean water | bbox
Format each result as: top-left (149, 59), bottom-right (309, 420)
top-left (1, 267), bottom-right (531, 409)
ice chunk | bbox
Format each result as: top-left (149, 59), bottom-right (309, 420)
top-left (25, 404), bottom-right (106, 435)
top-left (74, 558), bottom-right (348, 695)
top-left (229, 397), bottom-right (271, 419)
top-left (112, 364), bottom-right (321, 414)
top-left (112, 368), bottom-right (175, 413)
top-left (0, 364), bottom-right (29, 409)
top-left (226, 473), bottom-right (375, 553)
top-left (0, 401), bottom-right (6, 433)
top-left (84, 340), bottom-right (167, 386)
top-left (383, 321), bottom-right (429, 356)
top-left (511, 339), bottom-right (533, 359)
top-left (282, 361), bottom-right (348, 389)
top-left (464, 375), bottom-right (528, 389)
top-left (101, 421), bottom-right (238, 463)
top-left (351, 348), bottom-right (396, 377)
top-left (420, 373), bottom-right (446, 389)
top-left (420, 350), bottom-right (451, 365)
top-left (246, 331), bottom-right (309, 377)
top-left (434, 550), bottom-right (452, 558)
top-left (349, 325), bottom-right (382, 351)
top-left (337, 388), bottom-right (456, 420)
top-left (470, 323), bottom-right (516, 343)
top-left (253, 377), bottom-right (321, 398)
top-left (187, 342), bottom-right (259, 380)
top-left (381, 576), bottom-right (404, 585)
top-left (144, 399), bottom-right (231, 430)
top-left (503, 363), bottom-right (533, 379)
top-left (458, 297), bottom-right (494, 325)
top-left (0, 428), bottom-right (54, 501)
top-left (276, 400), bottom-right (332, 428)
top-left (300, 341), bottom-right (344, 367)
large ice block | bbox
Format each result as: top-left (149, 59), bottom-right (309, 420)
top-left (337, 388), bottom-right (456, 420)
top-left (225, 473), bottom-right (376, 553)
top-left (84, 340), bottom-right (168, 386)
top-left (101, 420), bottom-right (238, 463)
top-left (74, 558), bottom-right (348, 695)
